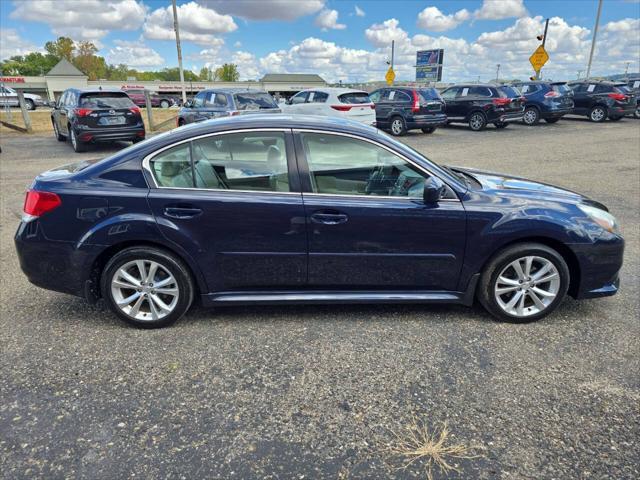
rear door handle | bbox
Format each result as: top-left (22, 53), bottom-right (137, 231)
top-left (163, 206), bottom-right (202, 219)
top-left (310, 211), bottom-right (348, 225)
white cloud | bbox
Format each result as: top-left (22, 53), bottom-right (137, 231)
top-left (0, 29), bottom-right (41, 60)
top-left (199, 0), bottom-right (325, 21)
top-left (105, 39), bottom-right (164, 68)
top-left (364, 18), bottom-right (409, 47)
top-left (10, 0), bottom-right (146, 42)
top-left (475, 0), bottom-right (528, 20)
top-left (314, 9), bottom-right (346, 31)
top-left (417, 6), bottom-right (470, 32)
top-left (143, 1), bottom-right (236, 45)
top-left (234, 41), bottom-right (242, 48)
top-left (354, 5), bottom-right (365, 17)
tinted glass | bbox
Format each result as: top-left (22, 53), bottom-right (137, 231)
top-left (290, 92), bottom-right (308, 104)
top-left (468, 86), bottom-right (493, 97)
top-left (191, 132), bottom-right (289, 192)
top-left (233, 92), bottom-right (278, 110)
top-left (368, 90), bottom-right (382, 102)
top-left (440, 88), bottom-right (458, 99)
top-left (417, 88), bottom-right (441, 101)
top-left (338, 92), bottom-right (371, 104)
top-left (311, 91), bottom-right (329, 103)
top-left (150, 144), bottom-right (193, 188)
top-left (301, 132), bottom-right (429, 198)
top-left (614, 85), bottom-right (632, 94)
top-left (387, 90), bottom-right (411, 102)
top-left (192, 92), bottom-right (206, 108)
top-left (595, 84), bottom-right (612, 93)
top-left (551, 83), bottom-right (571, 94)
top-left (79, 93), bottom-right (135, 109)
top-left (498, 86), bottom-right (521, 98)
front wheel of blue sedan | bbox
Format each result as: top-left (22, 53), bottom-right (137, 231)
top-left (101, 247), bottom-right (195, 328)
top-left (478, 243), bottom-right (570, 323)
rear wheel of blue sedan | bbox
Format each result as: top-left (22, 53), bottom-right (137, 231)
top-left (478, 243), bottom-right (570, 323)
top-left (101, 247), bottom-right (194, 328)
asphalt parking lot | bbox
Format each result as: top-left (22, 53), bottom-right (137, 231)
top-left (1, 117), bottom-right (639, 479)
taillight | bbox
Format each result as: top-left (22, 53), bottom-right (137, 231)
top-left (492, 98), bottom-right (511, 106)
top-left (23, 190), bottom-right (61, 222)
top-left (411, 90), bottom-right (420, 112)
top-left (129, 106), bottom-right (141, 114)
top-left (544, 91), bottom-right (561, 98)
top-left (370, 104), bottom-right (376, 109)
top-left (331, 105), bottom-right (352, 111)
top-left (608, 93), bottom-right (627, 101)
top-left (229, 110), bottom-right (241, 116)
top-left (74, 108), bottom-right (92, 117)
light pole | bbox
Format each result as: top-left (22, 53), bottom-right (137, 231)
top-left (172, 0), bottom-right (187, 103)
top-left (624, 61), bottom-right (631, 81)
top-left (496, 64), bottom-right (501, 83)
top-left (585, 0), bottom-right (603, 80)
top-left (577, 70), bottom-right (583, 79)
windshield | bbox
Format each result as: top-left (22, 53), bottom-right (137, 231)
top-left (417, 88), bottom-right (441, 101)
top-left (338, 92), bottom-right (371, 104)
top-left (498, 86), bottom-right (521, 98)
top-left (233, 92), bottom-right (278, 110)
top-left (80, 93), bottom-right (135, 109)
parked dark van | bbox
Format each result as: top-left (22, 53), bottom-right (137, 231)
top-left (51, 88), bottom-right (145, 152)
top-left (368, 87), bottom-right (447, 135)
top-left (511, 81), bottom-right (574, 125)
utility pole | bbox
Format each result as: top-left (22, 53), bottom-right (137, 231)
top-left (495, 64), bottom-right (501, 83)
top-left (172, 0), bottom-right (187, 104)
top-left (585, 0), bottom-right (603, 80)
top-left (536, 18), bottom-right (550, 80)
top-left (577, 70), bottom-right (583, 79)
top-left (391, 40), bottom-right (395, 71)
top-left (624, 61), bottom-right (631, 81)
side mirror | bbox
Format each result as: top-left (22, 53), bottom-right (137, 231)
top-left (183, 100), bottom-right (192, 108)
top-left (423, 177), bottom-right (446, 204)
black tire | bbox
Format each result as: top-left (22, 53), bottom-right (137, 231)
top-left (52, 118), bottom-right (65, 141)
top-left (24, 99), bottom-right (35, 111)
top-left (608, 116), bottom-right (622, 122)
top-left (69, 126), bottom-right (86, 153)
top-left (160, 99), bottom-right (170, 109)
top-left (177, 118), bottom-right (186, 127)
top-left (389, 116), bottom-right (407, 136)
top-left (494, 121), bottom-right (509, 129)
top-left (421, 126), bottom-right (436, 134)
top-left (522, 106), bottom-right (540, 125)
top-left (477, 242), bottom-right (570, 323)
top-left (101, 246), bottom-right (195, 328)
top-left (633, 106), bottom-right (640, 119)
top-left (589, 105), bottom-right (607, 122)
top-left (545, 117), bottom-right (560, 124)
top-left (468, 111), bottom-right (487, 131)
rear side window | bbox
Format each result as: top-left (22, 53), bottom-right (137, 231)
top-left (498, 86), bottom-right (521, 98)
top-left (595, 84), bottom-right (612, 93)
top-left (338, 92), bottom-right (371, 104)
top-left (233, 92), bottom-right (278, 110)
top-left (551, 83), bottom-right (571, 94)
top-left (311, 91), bottom-right (329, 103)
top-left (150, 144), bottom-right (193, 188)
top-left (614, 86), bottom-right (631, 94)
top-left (468, 86), bottom-right (493, 97)
top-left (417, 88), bottom-right (441, 101)
top-left (79, 93), bottom-right (135, 109)
top-left (387, 90), bottom-right (411, 102)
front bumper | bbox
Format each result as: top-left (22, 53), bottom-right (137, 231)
top-left (568, 235), bottom-right (624, 299)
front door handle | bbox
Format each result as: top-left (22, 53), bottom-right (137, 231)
top-left (310, 210), bottom-right (348, 225)
top-left (163, 206), bottom-right (202, 219)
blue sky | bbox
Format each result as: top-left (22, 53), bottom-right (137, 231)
top-left (1, 0), bottom-right (639, 82)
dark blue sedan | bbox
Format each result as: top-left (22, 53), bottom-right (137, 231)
top-left (15, 115), bottom-right (624, 327)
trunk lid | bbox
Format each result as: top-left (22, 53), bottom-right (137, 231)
top-left (77, 92), bottom-right (140, 128)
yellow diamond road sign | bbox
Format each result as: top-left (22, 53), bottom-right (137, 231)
top-left (529, 45), bottom-right (549, 72)
top-left (385, 67), bottom-right (395, 85)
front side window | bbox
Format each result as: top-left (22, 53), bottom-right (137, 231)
top-left (290, 92), bottom-right (308, 104)
top-left (301, 132), bottom-right (429, 198)
top-left (368, 90), bottom-right (382, 102)
top-left (440, 88), bottom-right (458, 100)
top-left (192, 92), bottom-right (206, 108)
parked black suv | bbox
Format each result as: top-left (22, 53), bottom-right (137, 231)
top-left (625, 78), bottom-right (640, 118)
top-left (177, 88), bottom-right (280, 126)
top-left (440, 84), bottom-right (525, 131)
top-left (51, 89), bottom-right (145, 152)
top-left (368, 87), bottom-right (447, 136)
top-left (567, 81), bottom-right (636, 122)
top-left (511, 81), bottom-right (574, 125)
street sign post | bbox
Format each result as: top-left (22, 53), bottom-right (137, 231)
top-left (529, 45), bottom-right (549, 75)
top-left (385, 67), bottom-right (395, 86)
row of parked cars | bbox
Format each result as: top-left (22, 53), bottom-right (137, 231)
top-left (48, 79), bottom-right (639, 152)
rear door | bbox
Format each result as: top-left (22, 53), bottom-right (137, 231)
top-left (440, 87), bottom-right (462, 118)
top-left (294, 130), bottom-right (466, 291)
top-left (335, 91), bottom-right (374, 124)
top-left (146, 129), bottom-right (307, 292)
top-left (77, 92), bottom-right (139, 128)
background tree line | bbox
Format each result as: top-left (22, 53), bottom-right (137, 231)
top-left (0, 37), bottom-right (240, 82)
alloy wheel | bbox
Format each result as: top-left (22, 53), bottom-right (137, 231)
top-left (70, 129), bottom-right (77, 149)
top-left (523, 109), bottom-right (538, 125)
top-left (111, 259), bottom-right (179, 322)
top-left (391, 119), bottom-right (403, 135)
top-left (470, 113), bottom-right (484, 130)
top-left (494, 256), bottom-right (560, 318)
top-left (590, 107), bottom-right (605, 122)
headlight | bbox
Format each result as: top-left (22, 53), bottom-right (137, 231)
top-left (578, 204), bottom-right (619, 234)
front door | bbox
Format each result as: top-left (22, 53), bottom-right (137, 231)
top-left (146, 129), bottom-right (307, 292)
top-left (294, 131), bottom-right (466, 291)
top-left (440, 87), bottom-right (462, 119)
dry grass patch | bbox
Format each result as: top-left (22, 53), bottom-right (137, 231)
top-left (385, 415), bottom-right (480, 480)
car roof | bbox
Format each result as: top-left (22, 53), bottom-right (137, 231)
top-left (198, 88), bottom-right (270, 94)
top-left (67, 88), bottom-right (129, 94)
top-left (296, 87), bottom-right (368, 95)
top-left (446, 83), bottom-right (500, 88)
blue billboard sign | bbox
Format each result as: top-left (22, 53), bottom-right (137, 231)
top-left (416, 49), bottom-right (444, 82)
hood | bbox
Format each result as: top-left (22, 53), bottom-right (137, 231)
top-left (451, 166), bottom-right (608, 211)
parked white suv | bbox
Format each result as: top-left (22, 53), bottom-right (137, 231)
top-left (282, 88), bottom-right (375, 125)
top-left (0, 86), bottom-right (45, 110)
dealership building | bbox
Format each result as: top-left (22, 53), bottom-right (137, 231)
top-left (0, 58), bottom-right (327, 101)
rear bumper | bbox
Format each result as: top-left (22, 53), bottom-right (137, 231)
top-left (76, 125), bottom-right (145, 142)
top-left (608, 105), bottom-right (636, 117)
top-left (568, 235), bottom-right (624, 299)
top-left (407, 113), bottom-right (448, 128)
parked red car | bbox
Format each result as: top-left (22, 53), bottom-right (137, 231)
top-left (121, 88), bottom-right (173, 108)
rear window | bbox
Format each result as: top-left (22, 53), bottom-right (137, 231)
top-left (498, 86), bottom-right (521, 98)
top-left (614, 85), bottom-right (632, 94)
top-left (338, 92), bottom-right (371, 104)
top-left (79, 93), bottom-right (135, 109)
top-left (233, 92), bottom-right (278, 110)
top-left (417, 88), bottom-right (441, 101)
top-left (551, 83), bottom-right (571, 94)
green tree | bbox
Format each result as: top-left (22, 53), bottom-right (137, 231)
top-left (44, 36), bottom-right (75, 61)
top-left (215, 63), bottom-right (239, 82)
top-left (73, 41), bottom-right (107, 80)
top-left (0, 52), bottom-right (59, 76)
top-left (199, 66), bottom-right (210, 81)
